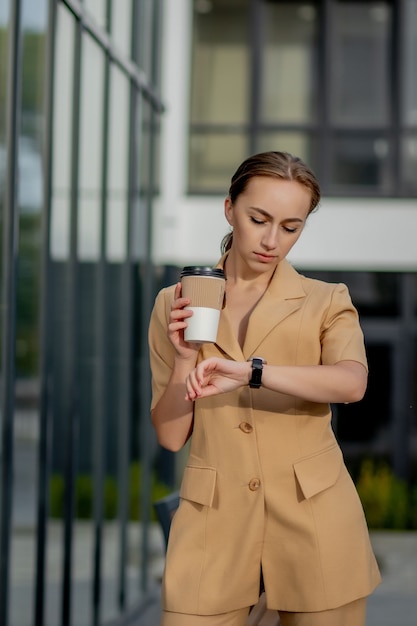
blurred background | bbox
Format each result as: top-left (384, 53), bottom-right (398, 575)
top-left (0, 1), bottom-right (416, 625)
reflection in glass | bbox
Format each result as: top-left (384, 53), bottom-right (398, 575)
top-left (330, 1), bottom-right (391, 127)
top-left (111, 0), bottom-right (132, 59)
top-left (258, 131), bottom-right (317, 174)
top-left (84, 0), bottom-right (107, 30)
top-left (189, 133), bottom-right (247, 192)
top-left (190, 0), bottom-right (249, 124)
top-left (134, 96), bottom-right (161, 260)
top-left (261, 2), bottom-right (318, 123)
top-left (78, 36), bottom-right (105, 260)
top-left (403, 0), bottom-right (417, 126)
top-left (106, 66), bottom-right (129, 261)
top-left (330, 135), bottom-right (392, 191)
top-left (51, 6), bottom-right (75, 260)
top-left (136, 0), bottom-right (153, 74)
top-left (401, 135), bottom-right (417, 194)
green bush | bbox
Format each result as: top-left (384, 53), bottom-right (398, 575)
top-left (49, 463), bottom-right (171, 521)
top-left (356, 459), bottom-right (416, 530)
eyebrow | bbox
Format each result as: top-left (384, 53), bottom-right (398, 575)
top-left (250, 207), bottom-right (305, 222)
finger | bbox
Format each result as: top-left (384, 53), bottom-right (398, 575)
top-left (174, 282), bottom-right (182, 299)
top-left (185, 370), bottom-right (202, 399)
top-left (170, 307), bottom-right (193, 319)
top-left (171, 297), bottom-right (191, 313)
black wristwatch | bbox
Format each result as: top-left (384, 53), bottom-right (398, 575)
top-left (247, 357), bottom-right (266, 389)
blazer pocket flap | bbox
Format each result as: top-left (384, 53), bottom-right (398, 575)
top-left (180, 465), bottom-right (217, 507)
top-left (293, 445), bottom-right (342, 500)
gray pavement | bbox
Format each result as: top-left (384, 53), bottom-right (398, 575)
top-left (366, 531), bottom-right (417, 626)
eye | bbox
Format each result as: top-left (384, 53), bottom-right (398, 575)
top-left (283, 226), bottom-right (298, 233)
top-left (250, 216), bottom-right (265, 225)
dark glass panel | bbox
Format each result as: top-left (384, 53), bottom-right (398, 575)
top-left (401, 134), bottom-right (417, 195)
top-left (330, 1), bottom-right (392, 127)
top-left (403, 0), bottom-right (417, 127)
top-left (329, 134), bottom-right (392, 192)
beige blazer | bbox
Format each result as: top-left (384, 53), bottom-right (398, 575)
top-left (149, 257), bottom-right (381, 615)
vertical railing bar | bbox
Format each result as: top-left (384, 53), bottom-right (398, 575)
top-left (61, 11), bottom-right (82, 626)
top-left (248, 0), bottom-right (263, 155)
top-left (139, 0), bottom-right (162, 593)
top-left (33, 0), bottom-right (58, 624)
top-left (391, 0), bottom-right (401, 193)
top-left (126, 0), bottom-right (145, 602)
top-left (0, 1), bottom-right (22, 625)
top-left (320, 0), bottom-right (332, 188)
top-left (92, 1), bottom-right (112, 624)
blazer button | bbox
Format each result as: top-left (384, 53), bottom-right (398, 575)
top-left (249, 478), bottom-right (261, 491)
top-left (239, 421), bottom-right (253, 434)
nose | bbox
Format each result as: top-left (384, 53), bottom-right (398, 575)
top-left (261, 225), bottom-right (278, 251)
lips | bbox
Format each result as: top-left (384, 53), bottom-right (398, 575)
top-left (254, 252), bottom-right (277, 263)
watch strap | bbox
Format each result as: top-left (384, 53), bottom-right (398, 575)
top-left (248, 357), bottom-right (265, 389)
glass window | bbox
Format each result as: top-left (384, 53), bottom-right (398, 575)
top-left (136, 0), bottom-right (154, 74)
top-left (106, 66), bottom-right (130, 261)
top-left (78, 35), bottom-right (105, 260)
top-left (190, 0), bottom-right (250, 125)
top-left (401, 134), bottom-right (417, 194)
top-left (403, 0), bottom-right (417, 126)
top-left (111, 0), bottom-right (132, 58)
top-left (188, 132), bottom-right (247, 192)
top-left (84, 0), bottom-right (107, 31)
top-left (330, 1), bottom-right (392, 127)
top-left (261, 1), bottom-right (319, 124)
top-left (188, 0), bottom-right (417, 196)
top-left (329, 134), bottom-right (392, 192)
top-left (257, 131), bottom-right (318, 174)
top-left (51, 6), bottom-right (75, 260)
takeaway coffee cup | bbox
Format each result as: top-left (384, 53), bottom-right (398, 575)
top-left (180, 266), bottom-right (226, 343)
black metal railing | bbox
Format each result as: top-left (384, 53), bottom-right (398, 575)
top-left (0, 1), bottom-right (165, 625)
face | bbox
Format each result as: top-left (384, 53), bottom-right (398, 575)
top-left (224, 176), bottom-right (312, 276)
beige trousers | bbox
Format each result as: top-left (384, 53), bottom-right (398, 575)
top-left (161, 597), bottom-right (367, 626)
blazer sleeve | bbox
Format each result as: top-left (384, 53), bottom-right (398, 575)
top-left (148, 287), bottom-right (176, 410)
top-left (320, 283), bottom-right (368, 370)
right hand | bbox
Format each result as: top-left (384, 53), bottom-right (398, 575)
top-left (168, 283), bottom-right (201, 359)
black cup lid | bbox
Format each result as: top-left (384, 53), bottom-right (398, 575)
top-left (180, 266), bottom-right (225, 279)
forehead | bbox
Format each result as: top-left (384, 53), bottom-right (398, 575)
top-left (241, 176), bottom-right (312, 215)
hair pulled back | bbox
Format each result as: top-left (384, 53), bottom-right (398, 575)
top-left (221, 151), bottom-right (321, 254)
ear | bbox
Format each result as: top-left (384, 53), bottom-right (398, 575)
top-left (224, 196), bottom-right (234, 226)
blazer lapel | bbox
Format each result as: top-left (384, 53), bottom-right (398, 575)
top-left (212, 255), bottom-right (306, 362)
top-left (215, 307), bottom-right (245, 362)
top-left (243, 260), bottom-right (306, 359)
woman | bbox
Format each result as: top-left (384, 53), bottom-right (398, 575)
top-left (149, 152), bottom-right (381, 626)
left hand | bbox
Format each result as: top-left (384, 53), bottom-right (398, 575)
top-left (185, 357), bottom-right (250, 400)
